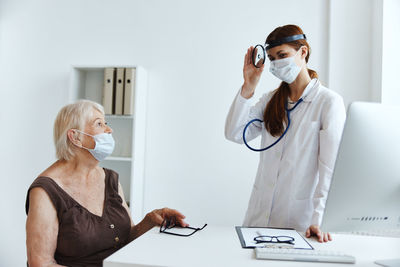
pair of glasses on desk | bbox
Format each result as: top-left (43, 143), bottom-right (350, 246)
top-left (159, 219), bottom-right (207, 237)
top-left (254, 235), bottom-right (295, 245)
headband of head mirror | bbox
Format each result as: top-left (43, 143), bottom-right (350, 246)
top-left (265, 34), bottom-right (307, 51)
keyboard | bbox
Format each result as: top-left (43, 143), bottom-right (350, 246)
top-left (255, 247), bottom-right (356, 264)
top-left (339, 230), bottom-right (400, 238)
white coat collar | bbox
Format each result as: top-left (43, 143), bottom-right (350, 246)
top-left (288, 78), bottom-right (320, 104)
top-left (300, 78), bottom-right (320, 103)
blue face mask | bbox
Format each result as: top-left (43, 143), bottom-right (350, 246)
top-left (74, 130), bottom-right (115, 161)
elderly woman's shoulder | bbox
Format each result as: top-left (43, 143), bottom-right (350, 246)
top-left (102, 167), bottom-right (120, 180)
top-left (37, 161), bottom-right (64, 178)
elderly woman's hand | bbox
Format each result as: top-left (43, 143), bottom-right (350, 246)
top-left (145, 208), bottom-right (188, 228)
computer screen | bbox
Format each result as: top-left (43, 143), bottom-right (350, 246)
top-left (321, 102), bottom-right (400, 234)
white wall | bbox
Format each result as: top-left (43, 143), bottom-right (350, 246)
top-left (0, 0), bottom-right (381, 265)
top-left (328, 0), bottom-right (378, 107)
top-left (327, 0), bottom-right (400, 106)
top-left (382, 0), bottom-right (400, 104)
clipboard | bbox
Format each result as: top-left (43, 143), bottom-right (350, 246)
top-left (235, 226), bottom-right (313, 250)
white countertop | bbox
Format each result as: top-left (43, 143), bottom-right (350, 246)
top-left (104, 226), bottom-right (400, 267)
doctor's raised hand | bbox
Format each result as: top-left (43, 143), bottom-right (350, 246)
top-left (241, 46), bottom-right (265, 99)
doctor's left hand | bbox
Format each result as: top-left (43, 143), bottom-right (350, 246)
top-left (305, 225), bottom-right (332, 243)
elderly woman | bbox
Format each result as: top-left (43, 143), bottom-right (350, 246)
top-left (26, 100), bottom-right (187, 267)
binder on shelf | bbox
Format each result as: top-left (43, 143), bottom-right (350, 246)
top-left (102, 68), bottom-right (115, 114)
top-left (114, 68), bottom-right (125, 115)
top-left (124, 68), bottom-right (136, 115)
top-left (115, 68), bottom-right (125, 115)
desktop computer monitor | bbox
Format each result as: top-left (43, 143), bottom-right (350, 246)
top-left (321, 102), bottom-right (400, 234)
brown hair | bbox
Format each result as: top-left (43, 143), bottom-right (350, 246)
top-left (263, 24), bottom-right (318, 137)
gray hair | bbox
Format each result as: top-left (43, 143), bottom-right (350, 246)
top-left (54, 99), bottom-right (104, 160)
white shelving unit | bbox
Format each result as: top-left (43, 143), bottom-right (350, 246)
top-left (69, 65), bottom-right (148, 222)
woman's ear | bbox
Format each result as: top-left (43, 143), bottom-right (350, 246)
top-left (67, 129), bottom-right (81, 147)
top-left (301, 46), bottom-right (308, 59)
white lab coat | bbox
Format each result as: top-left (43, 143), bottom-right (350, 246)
top-left (225, 79), bottom-right (346, 231)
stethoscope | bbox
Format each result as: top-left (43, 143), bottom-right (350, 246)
top-left (242, 98), bottom-right (303, 152)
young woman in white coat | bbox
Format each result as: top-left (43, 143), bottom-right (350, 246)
top-left (225, 24), bottom-right (346, 242)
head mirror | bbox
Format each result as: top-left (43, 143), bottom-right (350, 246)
top-left (252, 44), bottom-right (266, 68)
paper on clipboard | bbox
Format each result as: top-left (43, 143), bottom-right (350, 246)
top-left (236, 226), bottom-right (313, 250)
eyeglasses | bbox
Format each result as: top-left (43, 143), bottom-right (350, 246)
top-left (159, 219), bottom-right (207, 237)
top-left (253, 235), bottom-right (295, 245)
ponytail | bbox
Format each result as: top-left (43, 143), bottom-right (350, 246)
top-left (308, 68), bottom-right (318, 79)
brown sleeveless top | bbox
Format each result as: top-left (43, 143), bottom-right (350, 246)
top-left (25, 168), bottom-right (131, 267)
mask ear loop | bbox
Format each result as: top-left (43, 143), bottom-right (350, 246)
top-left (70, 129), bottom-right (94, 150)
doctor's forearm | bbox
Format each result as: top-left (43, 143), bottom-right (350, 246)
top-left (241, 83), bottom-right (255, 99)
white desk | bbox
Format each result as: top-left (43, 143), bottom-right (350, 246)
top-left (104, 226), bottom-right (400, 267)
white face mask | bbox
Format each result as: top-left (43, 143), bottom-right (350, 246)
top-left (269, 48), bottom-right (304, 84)
top-left (74, 130), bottom-right (115, 161)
